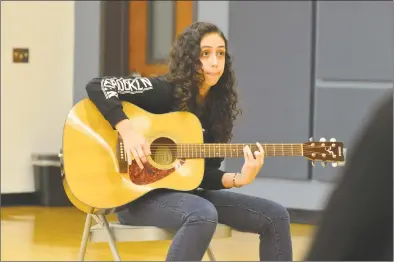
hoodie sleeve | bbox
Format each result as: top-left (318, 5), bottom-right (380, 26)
top-left (85, 75), bottom-right (174, 128)
top-left (199, 157), bottom-right (226, 190)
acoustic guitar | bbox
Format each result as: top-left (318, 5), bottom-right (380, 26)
top-left (61, 99), bottom-right (346, 214)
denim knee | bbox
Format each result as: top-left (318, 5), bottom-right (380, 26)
top-left (270, 202), bottom-right (290, 220)
top-left (185, 200), bottom-right (218, 224)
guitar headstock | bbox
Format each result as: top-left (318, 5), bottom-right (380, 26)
top-left (303, 137), bottom-right (346, 167)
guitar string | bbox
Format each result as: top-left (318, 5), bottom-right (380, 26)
top-left (121, 153), bottom-right (337, 158)
top-left (119, 149), bottom-right (339, 156)
top-left (120, 146), bottom-right (338, 152)
top-left (125, 146), bottom-right (337, 154)
top-left (128, 144), bottom-right (339, 147)
top-left (120, 143), bottom-right (332, 146)
top-left (121, 147), bottom-right (332, 152)
top-left (125, 145), bottom-right (337, 148)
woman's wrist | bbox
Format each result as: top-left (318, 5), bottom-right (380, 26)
top-left (232, 172), bottom-right (243, 188)
top-left (235, 172), bottom-right (251, 187)
top-left (222, 172), bottom-right (248, 188)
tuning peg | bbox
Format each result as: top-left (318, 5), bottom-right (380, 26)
top-left (321, 162), bottom-right (326, 167)
top-left (309, 137), bottom-right (313, 142)
top-left (319, 137), bottom-right (326, 142)
top-left (332, 162), bottom-right (338, 167)
top-left (330, 138), bottom-right (336, 142)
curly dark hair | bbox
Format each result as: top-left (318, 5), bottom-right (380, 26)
top-left (165, 22), bottom-right (242, 143)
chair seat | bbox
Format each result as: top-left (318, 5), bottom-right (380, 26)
top-left (89, 222), bottom-right (232, 243)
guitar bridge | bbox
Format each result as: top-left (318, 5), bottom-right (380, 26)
top-left (116, 134), bottom-right (128, 173)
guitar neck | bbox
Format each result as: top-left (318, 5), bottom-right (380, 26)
top-left (175, 143), bottom-right (304, 158)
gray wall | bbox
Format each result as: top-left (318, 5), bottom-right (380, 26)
top-left (73, 1), bottom-right (101, 105)
top-left (197, 1), bottom-right (229, 39)
top-left (224, 1), bottom-right (393, 210)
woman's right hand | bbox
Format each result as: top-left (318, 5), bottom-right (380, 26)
top-left (115, 119), bottom-right (151, 169)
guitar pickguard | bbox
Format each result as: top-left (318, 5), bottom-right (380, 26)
top-left (128, 159), bottom-right (186, 185)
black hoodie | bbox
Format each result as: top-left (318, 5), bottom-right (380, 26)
top-left (86, 75), bottom-right (227, 190)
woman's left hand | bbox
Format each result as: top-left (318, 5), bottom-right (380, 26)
top-left (238, 142), bottom-right (265, 186)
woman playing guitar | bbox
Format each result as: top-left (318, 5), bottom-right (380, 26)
top-left (85, 22), bottom-right (293, 261)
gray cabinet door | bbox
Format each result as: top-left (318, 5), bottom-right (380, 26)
top-left (227, 1), bottom-right (313, 180)
top-left (312, 1), bottom-right (393, 182)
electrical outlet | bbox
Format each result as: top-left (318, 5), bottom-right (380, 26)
top-left (13, 48), bottom-right (29, 63)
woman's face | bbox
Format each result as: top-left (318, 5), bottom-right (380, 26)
top-left (199, 33), bottom-right (226, 87)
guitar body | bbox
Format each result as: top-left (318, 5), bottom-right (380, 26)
top-left (62, 99), bottom-right (205, 213)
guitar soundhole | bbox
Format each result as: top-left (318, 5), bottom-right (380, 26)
top-left (128, 136), bottom-right (181, 185)
top-left (150, 137), bottom-right (176, 165)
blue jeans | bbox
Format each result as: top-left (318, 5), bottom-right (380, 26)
top-left (117, 189), bottom-right (293, 261)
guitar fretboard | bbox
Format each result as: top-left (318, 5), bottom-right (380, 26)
top-left (172, 143), bottom-right (304, 158)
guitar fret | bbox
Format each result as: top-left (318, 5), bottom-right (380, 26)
top-left (300, 144), bottom-right (303, 156)
top-left (264, 143), bottom-right (267, 156)
top-left (282, 143), bottom-right (284, 156)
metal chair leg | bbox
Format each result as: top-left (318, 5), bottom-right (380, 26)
top-left (207, 245), bottom-right (216, 261)
top-left (98, 215), bottom-right (121, 261)
top-left (78, 214), bottom-right (93, 261)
